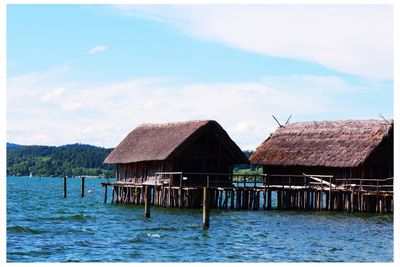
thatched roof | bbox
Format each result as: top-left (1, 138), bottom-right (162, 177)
top-left (250, 119), bottom-right (393, 168)
top-left (104, 120), bottom-right (248, 164)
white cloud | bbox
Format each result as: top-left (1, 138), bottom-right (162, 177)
top-left (88, 45), bottom-right (108, 54)
top-left (40, 87), bottom-right (65, 102)
top-left (8, 65), bottom-right (392, 149)
top-left (114, 5), bottom-right (392, 79)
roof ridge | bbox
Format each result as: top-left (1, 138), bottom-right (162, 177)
top-left (139, 120), bottom-right (212, 128)
top-left (287, 118), bottom-right (393, 126)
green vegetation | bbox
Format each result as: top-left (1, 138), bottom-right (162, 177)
top-left (233, 166), bottom-right (263, 182)
top-left (233, 167), bottom-right (263, 175)
top-left (7, 143), bottom-right (115, 177)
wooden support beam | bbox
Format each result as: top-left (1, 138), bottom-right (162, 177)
top-left (179, 173), bottom-right (183, 209)
top-left (219, 190), bottom-right (223, 209)
top-left (262, 188), bottom-right (267, 210)
top-left (243, 190), bottom-right (249, 210)
top-left (267, 190), bottom-right (272, 210)
top-left (81, 176), bottom-right (85, 197)
top-left (202, 187), bottom-right (210, 229)
top-left (104, 185), bottom-right (108, 203)
top-left (230, 190), bottom-right (235, 209)
top-left (63, 176), bottom-right (67, 198)
top-left (144, 185), bottom-right (151, 218)
top-left (277, 191), bottom-right (281, 209)
top-left (236, 189), bottom-right (241, 209)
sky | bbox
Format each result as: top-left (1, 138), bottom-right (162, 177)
top-left (7, 4), bottom-right (393, 150)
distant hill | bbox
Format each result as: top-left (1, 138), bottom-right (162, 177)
top-left (6, 142), bottom-right (21, 149)
top-left (7, 143), bottom-right (115, 177)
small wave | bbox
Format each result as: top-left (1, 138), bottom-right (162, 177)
top-left (75, 240), bottom-right (92, 246)
top-left (127, 237), bottom-right (145, 243)
top-left (46, 214), bottom-right (95, 222)
top-left (141, 227), bottom-right (177, 232)
top-left (7, 226), bottom-right (45, 235)
top-left (147, 233), bottom-right (161, 238)
top-left (329, 247), bottom-right (343, 252)
top-left (70, 214), bottom-right (94, 221)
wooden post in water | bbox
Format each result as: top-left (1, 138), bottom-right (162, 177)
top-left (263, 187), bottom-right (267, 210)
top-left (230, 190), bottom-right (235, 209)
top-left (328, 177), bottom-right (332, 211)
top-left (267, 189), bottom-right (272, 210)
top-left (81, 176), bottom-right (85, 197)
top-left (144, 185), bottom-right (151, 218)
top-left (319, 178), bottom-right (323, 211)
top-left (202, 187), bottom-right (210, 229)
top-left (179, 173), bottom-right (183, 209)
top-left (277, 190), bottom-right (281, 209)
top-left (104, 184), bottom-right (108, 203)
top-left (63, 176), bottom-right (67, 198)
top-left (236, 189), bottom-right (241, 209)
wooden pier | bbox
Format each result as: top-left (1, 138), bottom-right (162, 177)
top-left (101, 172), bottom-right (393, 213)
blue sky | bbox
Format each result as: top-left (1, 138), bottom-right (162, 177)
top-left (7, 4), bottom-right (393, 150)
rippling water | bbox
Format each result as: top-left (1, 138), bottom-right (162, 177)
top-left (7, 177), bottom-right (393, 262)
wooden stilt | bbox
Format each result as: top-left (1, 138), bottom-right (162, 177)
top-left (243, 190), bottom-right (248, 209)
top-left (202, 187), bottom-right (210, 229)
top-left (223, 190), bottom-right (228, 209)
top-left (179, 188), bottom-right (183, 209)
top-left (104, 185), bottom-right (108, 203)
top-left (253, 191), bottom-right (259, 210)
top-left (277, 191), bottom-right (281, 209)
top-left (144, 186), bottom-right (151, 218)
top-left (318, 191), bottom-right (322, 211)
top-left (248, 190), bottom-right (253, 210)
top-left (219, 190), bottom-right (223, 209)
top-left (230, 190), bottom-right (235, 209)
top-left (267, 190), bottom-right (272, 210)
top-left (237, 189), bottom-right (241, 209)
top-left (81, 176), bottom-right (85, 197)
top-left (111, 187), bottom-right (115, 203)
top-left (63, 176), bottom-right (67, 198)
top-left (304, 190), bottom-right (308, 210)
top-left (263, 188), bottom-right (267, 210)
top-left (351, 190), bottom-right (354, 213)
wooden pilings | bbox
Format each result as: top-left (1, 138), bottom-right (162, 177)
top-left (107, 183), bottom-right (393, 214)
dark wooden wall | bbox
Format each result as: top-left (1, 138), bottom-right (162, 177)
top-left (116, 160), bottom-right (172, 182)
top-left (172, 125), bottom-right (235, 186)
top-left (116, 125), bottom-right (239, 186)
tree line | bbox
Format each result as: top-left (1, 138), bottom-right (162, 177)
top-left (7, 143), bottom-right (115, 177)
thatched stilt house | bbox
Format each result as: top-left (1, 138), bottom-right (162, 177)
top-left (250, 119), bottom-right (393, 183)
top-left (104, 120), bottom-right (248, 186)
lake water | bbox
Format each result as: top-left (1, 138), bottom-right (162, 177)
top-left (7, 176), bottom-right (393, 262)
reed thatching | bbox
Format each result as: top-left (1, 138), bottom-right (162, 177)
top-left (250, 119), bottom-right (393, 168)
top-left (104, 120), bottom-right (248, 164)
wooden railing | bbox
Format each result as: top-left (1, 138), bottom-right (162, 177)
top-left (152, 172), bottom-right (335, 189)
top-left (335, 177), bottom-right (393, 192)
top-left (117, 172), bottom-right (393, 193)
